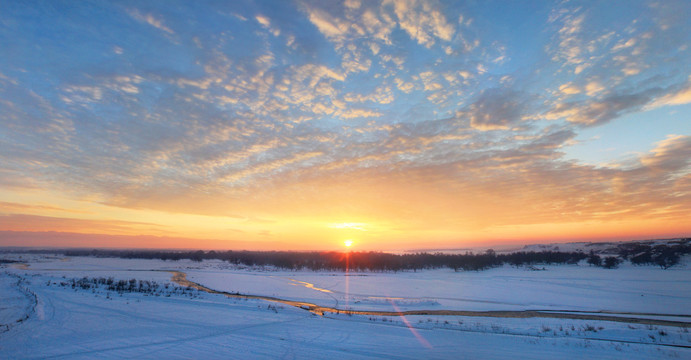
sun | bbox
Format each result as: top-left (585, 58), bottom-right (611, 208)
top-left (344, 239), bottom-right (353, 248)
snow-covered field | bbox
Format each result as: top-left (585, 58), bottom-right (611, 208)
top-left (1, 254), bottom-right (689, 359)
top-left (186, 262), bottom-right (691, 314)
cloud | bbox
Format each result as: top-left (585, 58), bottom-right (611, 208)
top-left (559, 82), bottom-right (581, 95)
top-left (639, 134), bottom-right (691, 172)
top-left (546, 94), bottom-right (647, 126)
top-left (389, 0), bottom-right (455, 48)
top-left (545, 77), bottom-right (691, 126)
top-left (458, 88), bottom-right (533, 131)
top-left (549, 10), bottom-right (588, 72)
top-left (343, 85), bottom-right (393, 104)
top-left (612, 37), bottom-right (636, 51)
top-left (221, 151), bottom-right (323, 184)
top-left (584, 81), bottom-right (605, 97)
top-left (521, 128), bottom-right (576, 152)
top-left (0, 214), bottom-right (166, 235)
top-left (394, 78), bottom-right (415, 93)
top-left (301, 0), bottom-right (456, 49)
top-left (304, 7), bottom-right (353, 42)
top-left (255, 14), bottom-right (281, 37)
top-left (338, 108), bottom-right (383, 119)
top-left (647, 77), bottom-right (691, 108)
top-left (0, 202), bottom-right (89, 215)
top-left (128, 9), bottom-right (174, 34)
top-left (0, 169), bottom-right (40, 190)
top-left (601, 135), bottom-right (691, 219)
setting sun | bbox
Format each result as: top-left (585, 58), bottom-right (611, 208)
top-left (344, 240), bottom-right (353, 248)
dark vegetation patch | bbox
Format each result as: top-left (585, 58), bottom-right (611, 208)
top-left (50, 276), bottom-right (202, 299)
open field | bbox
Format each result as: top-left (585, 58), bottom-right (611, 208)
top-left (1, 253), bottom-right (689, 359)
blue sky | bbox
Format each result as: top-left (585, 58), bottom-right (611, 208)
top-left (0, 0), bottom-right (689, 249)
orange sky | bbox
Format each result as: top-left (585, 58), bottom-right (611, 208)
top-left (0, 163), bottom-right (688, 251)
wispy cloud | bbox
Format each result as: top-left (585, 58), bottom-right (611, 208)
top-left (0, 214), bottom-right (166, 235)
top-left (0, 202), bottom-right (90, 215)
top-left (128, 9), bottom-right (174, 34)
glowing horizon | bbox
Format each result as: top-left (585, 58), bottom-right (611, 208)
top-left (1, 1), bottom-right (689, 251)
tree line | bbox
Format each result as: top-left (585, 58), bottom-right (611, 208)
top-left (616, 240), bottom-right (689, 269)
top-left (46, 238), bottom-right (688, 272)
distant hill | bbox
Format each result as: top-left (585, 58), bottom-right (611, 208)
top-left (516, 238), bottom-right (687, 255)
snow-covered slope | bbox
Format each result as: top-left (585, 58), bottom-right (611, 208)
top-left (0, 254), bottom-right (689, 359)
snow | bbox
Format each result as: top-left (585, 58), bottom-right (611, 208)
top-left (185, 262), bottom-right (691, 314)
top-left (0, 273), bottom-right (32, 328)
top-left (0, 254), bottom-right (689, 359)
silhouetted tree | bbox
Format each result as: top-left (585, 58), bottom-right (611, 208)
top-left (654, 251), bottom-right (680, 269)
top-left (602, 256), bottom-right (621, 269)
top-left (587, 251), bottom-right (602, 267)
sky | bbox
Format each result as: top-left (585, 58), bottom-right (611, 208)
top-left (1, 0), bottom-right (690, 251)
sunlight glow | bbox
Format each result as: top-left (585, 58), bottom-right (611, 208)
top-left (389, 299), bottom-right (433, 349)
top-left (344, 239), bottom-right (353, 248)
top-left (329, 223), bottom-right (368, 231)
